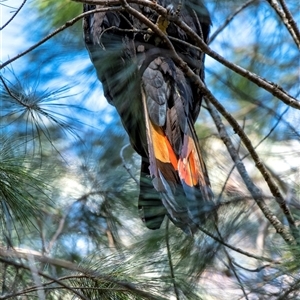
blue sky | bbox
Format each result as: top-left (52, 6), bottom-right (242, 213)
top-left (1, 1), bottom-right (27, 61)
top-left (1, 0), bottom-right (116, 130)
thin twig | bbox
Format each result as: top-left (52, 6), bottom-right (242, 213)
top-left (217, 118), bottom-right (245, 203)
top-left (204, 91), bottom-right (297, 240)
top-left (76, 0), bottom-right (300, 108)
top-left (204, 96), bottom-right (296, 245)
top-left (118, 0), bottom-right (176, 53)
top-left (46, 205), bottom-right (73, 254)
top-left (279, 0), bottom-right (300, 42)
top-left (196, 225), bottom-right (278, 263)
top-left (267, 0), bottom-right (300, 49)
top-left (206, 68), bottom-right (300, 138)
top-left (26, 254), bottom-right (46, 300)
top-left (0, 247), bottom-right (167, 300)
top-left (0, 256), bottom-right (89, 300)
top-left (2, 0), bottom-right (298, 109)
top-left (171, 10), bottom-right (300, 109)
top-left (276, 277), bottom-right (300, 300)
top-left (105, 0), bottom-right (298, 243)
top-left (131, 0), bottom-right (296, 242)
top-left (120, 143), bottom-right (139, 185)
top-left (165, 219), bottom-right (180, 300)
top-left (225, 254), bottom-right (249, 300)
top-left (217, 106), bottom-right (290, 203)
top-left (15, 274), bottom-right (136, 298)
top-left (209, 0), bottom-right (258, 43)
top-left (232, 260), bottom-right (273, 273)
top-left (1, 273), bottom-right (148, 299)
top-left (0, 0), bottom-right (27, 31)
top-left (0, 76), bottom-right (26, 105)
top-left (0, 6), bottom-right (123, 70)
top-left (214, 224), bottom-right (250, 300)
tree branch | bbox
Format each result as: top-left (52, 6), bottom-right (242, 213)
top-left (279, 0), bottom-right (300, 42)
top-left (165, 220), bottom-right (180, 300)
top-left (204, 96), bottom-right (296, 245)
top-left (214, 224), bottom-right (250, 299)
top-left (0, 0), bottom-right (27, 31)
top-left (197, 224), bottom-right (279, 263)
top-left (267, 0), bottom-right (300, 49)
top-left (108, 0), bottom-right (298, 243)
top-left (3, 0), bottom-right (297, 109)
top-left (171, 11), bottom-right (300, 109)
top-left (0, 255), bottom-right (89, 300)
top-left (209, 0), bottom-right (258, 44)
top-left (46, 205), bottom-right (73, 254)
top-left (0, 6), bottom-right (123, 70)
top-left (120, 143), bottom-right (139, 185)
top-left (0, 247), bottom-right (167, 300)
top-left (76, 0), bottom-right (300, 108)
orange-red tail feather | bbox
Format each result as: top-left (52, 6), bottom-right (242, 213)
top-left (142, 89), bottom-right (213, 233)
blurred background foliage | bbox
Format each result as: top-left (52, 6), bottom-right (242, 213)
top-left (0, 0), bottom-right (299, 299)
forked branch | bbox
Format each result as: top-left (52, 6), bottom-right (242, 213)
top-left (115, 0), bottom-right (298, 244)
top-left (267, 0), bottom-right (300, 49)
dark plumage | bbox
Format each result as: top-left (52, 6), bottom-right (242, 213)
top-left (83, 1), bottom-right (214, 234)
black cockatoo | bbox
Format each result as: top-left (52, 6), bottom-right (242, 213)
top-left (83, 0), bottom-right (214, 234)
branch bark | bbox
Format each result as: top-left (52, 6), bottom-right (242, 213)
top-left (3, 0), bottom-right (298, 109)
top-left (204, 96), bottom-right (296, 245)
top-left (0, 6), bottom-right (123, 70)
top-left (0, 0), bottom-right (27, 31)
top-left (0, 246), bottom-right (167, 300)
top-left (209, 0), bottom-right (258, 43)
top-left (117, 0), bottom-right (298, 244)
top-left (267, 0), bottom-right (300, 49)
top-left (75, 0), bottom-right (300, 108)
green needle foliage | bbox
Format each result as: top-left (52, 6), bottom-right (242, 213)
top-left (0, 137), bottom-right (49, 229)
